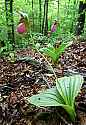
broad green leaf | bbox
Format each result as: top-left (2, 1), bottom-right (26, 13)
top-left (28, 75), bottom-right (83, 121)
top-left (39, 41), bottom-right (73, 63)
top-left (39, 47), bottom-right (57, 62)
top-left (28, 87), bottom-right (65, 107)
top-left (55, 41), bottom-right (73, 60)
top-left (56, 75), bottom-right (83, 106)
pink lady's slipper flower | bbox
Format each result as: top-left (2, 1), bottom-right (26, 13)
top-left (51, 20), bottom-right (57, 32)
top-left (17, 23), bottom-right (27, 34)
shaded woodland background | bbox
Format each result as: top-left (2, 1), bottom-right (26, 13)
top-left (0, 0), bottom-right (86, 53)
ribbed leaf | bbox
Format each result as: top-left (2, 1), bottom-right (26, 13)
top-left (39, 41), bottom-right (73, 62)
top-left (28, 87), bottom-right (65, 107)
top-left (55, 41), bottom-right (73, 60)
top-left (56, 75), bottom-right (83, 106)
top-left (39, 47), bottom-right (57, 62)
top-left (28, 75), bottom-right (83, 121)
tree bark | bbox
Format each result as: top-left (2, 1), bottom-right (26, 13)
top-left (42, 0), bottom-right (48, 35)
top-left (5, 0), bottom-right (15, 45)
top-left (39, 0), bottom-right (42, 33)
top-left (42, 0), bottom-right (46, 34)
top-left (32, 0), bottom-right (34, 31)
top-left (44, 0), bottom-right (48, 35)
top-left (75, 1), bottom-right (86, 35)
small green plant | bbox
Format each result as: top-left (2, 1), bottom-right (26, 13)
top-left (8, 52), bottom-right (16, 63)
top-left (39, 41), bottom-right (73, 63)
top-left (28, 75), bottom-right (83, 121)
top-left (0, 41), bottom-right (13, 55)
top-left (31, 33), bottom-right (48, 44)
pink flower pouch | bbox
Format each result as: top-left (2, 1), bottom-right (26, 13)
top-left (17, 23), bottom-right (27, 34)
top-left (51, 24), bottom-right (57, 32)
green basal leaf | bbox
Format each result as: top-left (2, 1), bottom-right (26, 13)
top-left (56, 75), bottom-right (83, 106)
top-left (63, 105), bottom-right (76, 121)
top-left (28, 75), bottom-right (83, 121)
top-left (39, 41), bottom-right (73, 63)
top-left (55, 41), bottom-right (73, 60)
top-left (28, 87), bottom-right (65, 107)
top-left (39, 47), bottom-right (57, 62)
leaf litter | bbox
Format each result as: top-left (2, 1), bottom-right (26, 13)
top-left (0, 40), bottom-right (86, 125)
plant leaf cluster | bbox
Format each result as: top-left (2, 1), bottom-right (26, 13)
top-left (39, 41), bottom-right (73, 63)
top-left (28, 75), bottom-right (83, 121)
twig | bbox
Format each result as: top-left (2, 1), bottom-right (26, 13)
top-left (42, 74), bottom-right (51, 88)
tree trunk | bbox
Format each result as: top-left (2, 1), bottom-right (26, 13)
top-left (39, 0), bottom-right (42, 33)
top-left (5, 0), bottom-right (15, 45)
top-left (75, 1), bottom-right (86, 35)
top-left (42, 0), bottom-right (46, 34)
top-left (32, 0), bottom-right (34, 31)
top-left (44, 0), bottom-right (48, 36)
top-left (57, 0), bottom-right (60, 17)
top-left (42, 0), bottom-right (48, 35)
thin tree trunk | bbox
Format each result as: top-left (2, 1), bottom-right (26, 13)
top-left (32, 0), bottom-right (34, 31)
top-left (39, 0), bottom-right (42, 33)
top-left (75, 1), bottom-right (86, 35)
top-left (57, 0), bottom-right (60, 17)
top-left (10, 0), bottom-right (15, 44)
top-left (42, 0), bottom-right (46, 34)
top-left (5, 0), bottom-right (15, 45)
top-left (70, 0), bottom-right (77, 33)
top-left (44, 0), bottom-right (48, 35)
top-left (42, 0), bottom-right (48, 35)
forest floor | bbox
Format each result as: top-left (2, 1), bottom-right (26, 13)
top-left (0, 39), bottom-right (86, 125)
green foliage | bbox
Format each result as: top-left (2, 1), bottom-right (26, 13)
top-left (39, 41), bottom-right (73, 63)
top-left (15, 35), bottom-right (29, 49)
top-left (0, 28), bottom-right (8, 42)
top-left (28, 75), bottom-right (83, 121)
top-left (0, 41), bottom-right (13, 55)
top-left (7, 52), bottom-right (16, 63)
top-left (31, 33), bottom-right (48, 44)
top-left (0, 0), bottom-right (85, 56)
